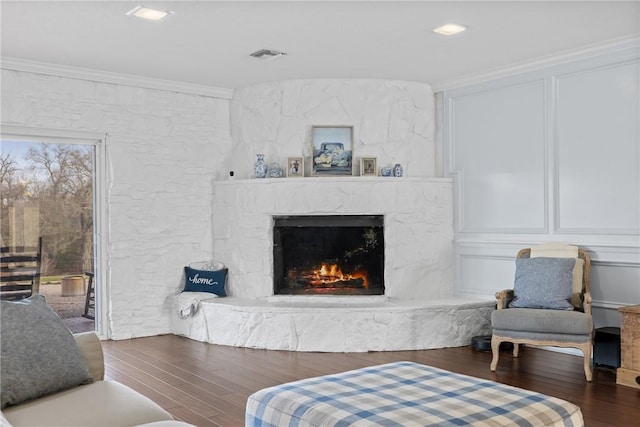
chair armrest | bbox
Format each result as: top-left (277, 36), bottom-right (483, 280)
top-left (495, 289), bottom-right (514, 309)
top-left (74, 332), bottom-right (105, 381)
top-left (583, 292), bottom-right (592, 316)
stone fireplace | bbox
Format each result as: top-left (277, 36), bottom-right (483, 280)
top-left (171, 177), bottom-right (493, 351)
top-left (172, 79), bottom-right (493, 351)
top-left (212, 177), bottom-right (456, 300)
top-left (273, 215), bottom-right (384, 296)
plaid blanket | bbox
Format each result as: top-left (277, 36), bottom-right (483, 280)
top-left (246, 361), bottom-right (583, 426)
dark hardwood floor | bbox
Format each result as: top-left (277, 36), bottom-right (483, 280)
top-left (102, 335), bottom-right (639, 427)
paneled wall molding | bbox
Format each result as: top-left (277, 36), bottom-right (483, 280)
top-left (434, 35), bottom-right (639, 92)
top-left (593, 300), bottom-right (639, 310)
top-left (1, 56), bottom-right (234, 99)
top-left (592, 260), bottom-right (640, 269)
top-left (447, 41), bottom-right (640, 324)
top-left (551, 57), bottom-right (640, 235)
top-left (553, 58), bottom-right (640, 82)
top-left (456, 240), bottom-right (640, 264)
top-left (446, 78), bottom-right (549, 234)
top-left (456, 252), bottom-right (640, 268)
top-left (551, 226), bottom-right (640, 236)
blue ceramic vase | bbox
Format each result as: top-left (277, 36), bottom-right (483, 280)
top-left (254, 154), bottom-right (267, 178)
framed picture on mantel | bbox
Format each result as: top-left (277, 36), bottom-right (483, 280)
top-left (311, 126), bottom-right (353, 176)
top-left (360, 157), bottom-right (377, 176)
top-left (287, 157), bottom-right (304, 177)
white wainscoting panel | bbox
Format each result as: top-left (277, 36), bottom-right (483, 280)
top-left (446, 40), bottom-right (640, 329)
top-left (449, 79), bottom-right (547, 233)
top-left (458, 254), bottom-right (515, 298)
top-left (555, 61), bottom-right (640, 233)
top-left (590, 262), bottom-right (640, 307)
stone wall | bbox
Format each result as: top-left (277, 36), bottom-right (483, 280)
top-left (2, 72), bottom-right (440, 340)
top-left (229, 79), bottom-right (436, 179)
top-left (1, 69), bottom-right (232, 339)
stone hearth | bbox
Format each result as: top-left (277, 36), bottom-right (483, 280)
top-left (176, 296), bottom-right (493, 352)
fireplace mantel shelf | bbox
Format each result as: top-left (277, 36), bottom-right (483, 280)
top-left (217, 177), bottom-right (452, 185)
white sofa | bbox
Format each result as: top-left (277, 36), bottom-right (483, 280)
top-left (1, 294), bottom-right (196, 427)
top-left (1, 332), bottom-right (193, 427)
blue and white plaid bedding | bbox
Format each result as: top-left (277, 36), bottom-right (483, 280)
top-left (246, 361), bottom-right (583, 427)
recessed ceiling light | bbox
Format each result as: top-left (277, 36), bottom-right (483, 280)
top-left (126, 5), bottom-right (174, 21)
top-left (250, 49), bottom-right (288, 61)
top-left (433, 23), bottom-right (468, 36)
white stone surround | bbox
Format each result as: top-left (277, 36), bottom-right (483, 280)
top-left (213, 177), bottom-right (454, 299)
top-left (171, 176), bottom-right (494, 351)
top-left (229, 79), bottom-right (436, 180)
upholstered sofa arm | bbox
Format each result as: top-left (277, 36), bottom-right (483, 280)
top-left (495, 289), bottom-right (514, 310)
top-left (74, 332), bottom-right (104, 381)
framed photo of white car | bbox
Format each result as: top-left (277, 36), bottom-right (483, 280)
top-left (311, 126), bottom-right (353, 176)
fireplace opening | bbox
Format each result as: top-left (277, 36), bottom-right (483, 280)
top-left (273, 215), bottom-right (384, 295)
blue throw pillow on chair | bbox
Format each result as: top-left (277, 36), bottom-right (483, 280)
top-left (183, 266), bottom-right (227, 296)
top-left (509, 257), bottom-right (575, 310)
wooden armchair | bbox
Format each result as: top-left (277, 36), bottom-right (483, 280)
top-left (1, 237), bottom-right (43, 301)
top-left (490, 243), bottom-right (594, 381)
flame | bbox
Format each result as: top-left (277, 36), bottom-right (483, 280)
top-left (317, 263), bottom-right (342, 277)
top-left (314, 263), bottom-right (343, 279)
top-left (309, 263), bottom-right (368, 288)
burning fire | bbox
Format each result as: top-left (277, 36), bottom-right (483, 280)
top-left (317, 263), bottom-right (341, 277)
top-left (310, 263), bottom-right (368, 288)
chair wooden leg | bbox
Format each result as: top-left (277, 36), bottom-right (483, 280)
top-left (579, 342), bottom-right (593, 382)
top-left (513, 343), bottom-right (520, 358)
top-left (490, 335), bottom-right (501, 371)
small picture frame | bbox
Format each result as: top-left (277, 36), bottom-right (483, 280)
top-left (287, 157), bottom-right (304, 177)
top-left (311, 126), bottom-right (353, 176)
top-left (360, 157), bottom-right (377, 176)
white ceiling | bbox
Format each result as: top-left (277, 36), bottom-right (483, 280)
top-left (2, 1), bottom-right (639, 92)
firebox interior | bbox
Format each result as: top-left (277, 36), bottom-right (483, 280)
top-left (273, 215), bottom-right (384, 295)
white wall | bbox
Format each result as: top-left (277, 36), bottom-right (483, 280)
top-left (229, 79), bottom-right (436, 179)
top-left (445, 41), bottom-right (640, 328)
top-left (5, 41), bottom-right (636, 341)
top-left (1, 73), bottom-right (437, 339)
top-left (1, 69), bottom-right (232, 339)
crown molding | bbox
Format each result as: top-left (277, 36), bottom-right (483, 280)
top-left (432, 35), bottom-right (640, 93)
top-left (1, 57), bottom-right (234, 100)
top-left (0, 124), bottom-right (106, 142)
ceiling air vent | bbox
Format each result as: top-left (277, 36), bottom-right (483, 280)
top-left (250, 49), bottom-right (287, 60)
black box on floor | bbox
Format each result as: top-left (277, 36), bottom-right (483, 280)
top-left (593, 327), bottom-right (621, 369)
top-left (471, 335), bottom-right (513, 352)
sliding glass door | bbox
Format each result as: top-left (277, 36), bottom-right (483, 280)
top-left (1, 128), bottom-right (104, 334)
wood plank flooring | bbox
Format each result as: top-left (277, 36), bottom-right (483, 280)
top-left (102, 335), bottom-right (640, 427)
